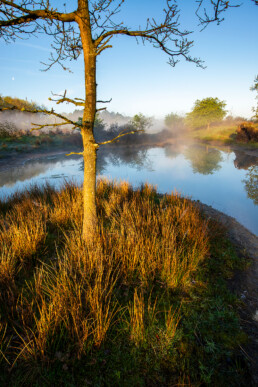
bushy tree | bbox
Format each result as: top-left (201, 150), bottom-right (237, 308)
top-left (165, 113), bottom-right (185, 131)
top-left (186, 97), bottom-right (227, 130)
top-left (131, 113), bottom-right (152, 132)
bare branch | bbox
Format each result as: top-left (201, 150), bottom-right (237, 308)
top-left (97, 129), bottom-right (144, 146)
top-left (0, 105), bottom-right (81, 129)
top-left (96, 107), bottom-right (107, 112)
top-left (195, 0), bottom-right (241, 29)
top-left (30, 122), bottom-right (72, 131)
top-left (0, 1), bottom-right (76, 25)
top-left (66, 151), bottom-right (84, 157)
top-left (48, 90), bottom-right (85, 106)
top-left (0, 1), bottom-right (80, 71)
top-left (97, 98), bottom-right (112, 104)
top-left (94, 1), bottom-right (204, 67)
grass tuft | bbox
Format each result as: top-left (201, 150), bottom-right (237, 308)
top-left (0, 180), bottom-right (250, 386)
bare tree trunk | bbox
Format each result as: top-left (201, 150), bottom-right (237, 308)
top-left (76, 2), bottom-right (98, 242)
top-left (82, 130), bottom-right (97, 241)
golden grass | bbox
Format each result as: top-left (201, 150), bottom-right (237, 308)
top-left (0, 179), bottom-right (209, 368)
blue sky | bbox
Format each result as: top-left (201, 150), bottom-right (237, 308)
top-left (0, 0), bottom-right (257, 119)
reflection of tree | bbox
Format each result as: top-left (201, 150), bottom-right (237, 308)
top-left (79, 146), bottom-right (152, 175)
top-left (233, 150), bottom-right (258, 170)
top-left (184, 144), bottom-right (222, 175)
top-left (0, 154), bottom-right (80, 187)
top-left (164, 144), bottom-right (180, 159)
top-left (243, 166), bottom-right (258, 205)
top-left (105, 147), bottom-right (150, 171)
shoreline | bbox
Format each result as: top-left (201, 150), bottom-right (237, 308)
top-left (196, 202), bottom-right (258, 385)
top-left (0, 172), bottom-right (257, 383)
top-left (0, 142), bottom-right (257, 236)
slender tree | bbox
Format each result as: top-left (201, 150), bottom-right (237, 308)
top-left (0, 0), bottom-right (253, 241)
top-left (250, 75), bottom-right (258, 120)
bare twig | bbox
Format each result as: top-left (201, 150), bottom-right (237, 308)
top-left (97, 129), bottom-right (144, 146)
top-left (66, 151), bottom-right (84, 156)
top-left (97, 98), bottom-right (112, 104)
top-left (49, 90), bottom-right (85, 106)
top-left (0, 105), bottom-right (80, 131)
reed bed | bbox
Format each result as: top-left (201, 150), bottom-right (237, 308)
top-left (0, 180), bottom-right (248, 386)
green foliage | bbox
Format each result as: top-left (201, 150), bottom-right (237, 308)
top-left (186, 97), bottom-right (227, 129)
top-left (165, 112), bottom-right (184, 130)
top-left (77, 114), bottom-right (104, 131)
top-left (94, 113), bottom-right (104, 128)
top-left (0, 121), bottom-right (19, 139)
top-left (130, 113), bottom-right (152, 132)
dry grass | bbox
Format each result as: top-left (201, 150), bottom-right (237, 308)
top-left (188, 121), bottom-right (258, 146)
top-left (188, 123), bottom-right (237, 143)
top-left (0, 180), bottom-right (247, 385)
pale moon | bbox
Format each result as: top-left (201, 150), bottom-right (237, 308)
top-left (12, 77), bottom-right (15, 81)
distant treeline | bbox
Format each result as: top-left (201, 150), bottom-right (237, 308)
top-left (1, 95), bottom-right (257, 145)
top-left (0, 95), bottom-right (45, 111)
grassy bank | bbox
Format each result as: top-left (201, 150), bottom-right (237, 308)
top-left (0, 181), bottom-right (250, 386)
top-left (187, 122), bottom-right (258, 148)
top-left (0, 132), bottom-right (82, 156)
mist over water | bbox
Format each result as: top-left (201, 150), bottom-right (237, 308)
top-left (0, 109), bottom-right (166, 137)
top-left (0, 142), bottom-right (257, 235)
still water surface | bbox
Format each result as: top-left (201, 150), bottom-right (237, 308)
top-left (0, 143), bottom-right (257, 235)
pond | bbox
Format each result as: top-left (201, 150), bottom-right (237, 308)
top-left (0, 142), bottom-right (257, 235)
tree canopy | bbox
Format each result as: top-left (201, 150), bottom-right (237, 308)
top-left (186, 97), bottom-right (227, 129)
top-left (165, 113), bottom-right (185, 132)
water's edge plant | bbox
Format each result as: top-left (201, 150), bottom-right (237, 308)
top-left (0, 180), bottom-right (251, 386)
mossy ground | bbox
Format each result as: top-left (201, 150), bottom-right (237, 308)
top-left (0, 181), bottom-right (251, 386)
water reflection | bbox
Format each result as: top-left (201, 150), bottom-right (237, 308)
top-left (77, 146), bottom-right (152, 175)
top-left (234, 150), bottom-right (258, 170)
top-left (0, 154), bottom-right (79, 187)
top-left (243, 166), bottom-right (258, 206)
top-left (184, 144), bottom-right (223, 175)
top-left (102, 147), bottom-right (150, 170)
top-left (0, 143), bottom-right (257, 234)
top-left (164, 144), bottom-right (181, 160)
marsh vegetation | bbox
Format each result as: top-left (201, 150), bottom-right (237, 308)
top-left (0, 180), bottom-right (250, 385)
